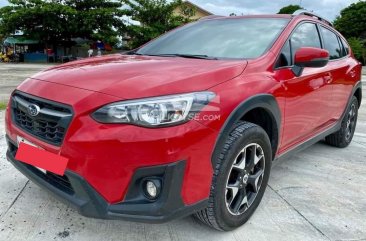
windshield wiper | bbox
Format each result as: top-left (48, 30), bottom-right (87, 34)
top-left (145, 53), bottom-right (218, 60)
top-left (125, 51), bottom-right (142, 55)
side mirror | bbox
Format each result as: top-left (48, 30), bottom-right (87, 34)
top-left (292, 47), bottom-right (329, 76)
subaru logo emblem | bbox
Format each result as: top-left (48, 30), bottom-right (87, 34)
top-left (27, 104), bottom-right (40, 117)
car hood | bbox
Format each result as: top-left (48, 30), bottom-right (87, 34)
top-left (30, 54), bottom-right (247, 99)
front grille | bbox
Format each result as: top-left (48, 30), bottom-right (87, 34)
top-left (11, 92), bottom-right (73, 146)
top-left (14, 108), bottom-right (66, 143)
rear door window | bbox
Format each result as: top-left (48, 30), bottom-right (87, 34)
top-left (320, 26), bottom-right (343, 60)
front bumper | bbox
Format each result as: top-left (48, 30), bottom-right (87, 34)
top-left (6, 136), bottom-right (207, 223)
top-left (5, 80), bottom-right (218, 206)
top-left (5, 79), bottom-right (219, 221)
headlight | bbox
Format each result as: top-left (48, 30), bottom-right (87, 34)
top-left (92, 92), bottom-right (215, 127)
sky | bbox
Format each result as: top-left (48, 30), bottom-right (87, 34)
top-left (190, 0), bottom-right (360, 21)
top-left (0, 0), bottom-right (361, 21)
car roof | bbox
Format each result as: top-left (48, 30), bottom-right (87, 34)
top-left (201, 12), bottom-right (333, 28)
top-left (200, 14), bottom-right (292, 20)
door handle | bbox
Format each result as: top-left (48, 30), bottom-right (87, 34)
top-left (350, 70), bottom-right (356, 78)
top-left (324, 73), bottom-right (333, 84)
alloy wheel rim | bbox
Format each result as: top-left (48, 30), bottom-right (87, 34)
top-left (346, 104), bottom-right (356, 141)
top-left (225, 143), bottom-right (265, 216)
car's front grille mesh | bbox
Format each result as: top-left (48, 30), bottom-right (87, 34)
top-left (14, 108), bottom-right (66, 144)
top-left (11, 92), bottom-right (73, 146)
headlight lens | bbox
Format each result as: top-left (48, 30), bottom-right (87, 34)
top-left (92, 92), bottom-right (215, 127)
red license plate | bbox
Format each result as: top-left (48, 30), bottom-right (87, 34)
top-left (15, 142), bottom-right (69, 175)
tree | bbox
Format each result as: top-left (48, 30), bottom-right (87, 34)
top-left (0, 0), bottom-right (126, 46)
top-left (278, 5), bottom-right (303, 14)
top-left (348, 37), bottom-right (365, 64)
top-left (123, 0), bottom-right (194, 49)
top-left (334, 1), bottom-right (366, 39)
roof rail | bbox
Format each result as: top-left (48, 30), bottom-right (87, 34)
top-left (199, 15), bottom-right (225, 21)
top-left (293, 10), bottom-right (333, 27)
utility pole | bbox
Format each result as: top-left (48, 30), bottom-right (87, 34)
top-left (299, 0), bottom-right (303, 7)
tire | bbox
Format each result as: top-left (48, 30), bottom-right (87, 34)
top-left (195, 122), bottom-right (272, 231)
top-left (325, 96), bottom-right (359, 148)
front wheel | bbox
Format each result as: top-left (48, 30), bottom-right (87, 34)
top-left (195, 122), bottom-right (272, 231)
top-left (325, 96), bottom-right (358, 148)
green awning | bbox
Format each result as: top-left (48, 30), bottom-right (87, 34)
top-left (4, 37), bottom-right (39, 45)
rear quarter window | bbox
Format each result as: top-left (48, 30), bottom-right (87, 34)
top-left (340, 38), bottom-right (350, 56)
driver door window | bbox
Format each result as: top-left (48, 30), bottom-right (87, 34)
top-left (291, 23), bottom-right (322, 57)
top-left (276, 23), bottom-right (321, 68)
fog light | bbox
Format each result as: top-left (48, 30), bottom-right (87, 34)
top-left (144, 179), bottom-right (161, 199)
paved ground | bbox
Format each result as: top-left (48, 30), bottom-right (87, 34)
top-left (0, 64), bottom-right (53, 103)
top-left (0, 63), bottom-right (365, 241)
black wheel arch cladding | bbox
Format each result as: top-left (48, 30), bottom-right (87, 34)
top-left (212, 94), bottom-right (281, 167)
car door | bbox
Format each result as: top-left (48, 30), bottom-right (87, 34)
top-left (318, 26), bottom-right (355, 121)
top-left (274, 22), bottom-right (334, 151)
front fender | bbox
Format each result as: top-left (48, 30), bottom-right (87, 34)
top-left (210, 94), bottom-right (281, 167)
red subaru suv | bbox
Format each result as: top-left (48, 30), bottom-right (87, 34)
top-left (5, 11), bottom-right (362, 231)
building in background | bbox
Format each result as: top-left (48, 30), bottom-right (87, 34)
top-left (2, 36), bottom-right (41, 62)
top-left (174, 1), bottom-right (213, 20)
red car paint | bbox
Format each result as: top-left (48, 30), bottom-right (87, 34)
top-left (5, 14), bottom-right (362, 208)
top-left (294, 47), bottom-right (329, 64)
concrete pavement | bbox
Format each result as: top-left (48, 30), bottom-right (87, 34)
top-left (0, 63), bottom-right (365, 241)
top-left (0, 64), bottom-right (53, 103)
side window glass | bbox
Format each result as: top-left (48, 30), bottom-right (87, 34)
top-left (276, 40), bottom-right (292, 68)
top-left (320, 27), bottom-right (342, 60)
top-left (340, 38), bottom-right (350, 56)
top-left (290, 23), bottom-right (321, 60)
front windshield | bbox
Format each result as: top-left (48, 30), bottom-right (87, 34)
top-left (136, 18), bottom-right (289, 59)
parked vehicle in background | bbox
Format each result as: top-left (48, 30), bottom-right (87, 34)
top-left (5, 11), bottom-right (362, 231)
